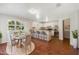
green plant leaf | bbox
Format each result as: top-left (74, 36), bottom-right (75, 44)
top-left (72, 30), bottom-right (78, 39)
top-left (0, 32), bottom-right (2, 40)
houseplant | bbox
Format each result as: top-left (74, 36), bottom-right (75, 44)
top-left (72, 30), bottom-right (78, 48)
top-left (22, 26), bottom-right (24, 30)
top-left (0, 32), bottom-right (2, 43)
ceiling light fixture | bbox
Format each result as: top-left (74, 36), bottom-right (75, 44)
top-left (28, 8), bottom-right (40, 15)
top-left (28, 8), bottom-right (40, 19)
top-left (45, 16), bottom-right (48, 22)
top-left (36, 14), bottom-right (40, 19)
top-left (56, 3), bottom-right (61, 7)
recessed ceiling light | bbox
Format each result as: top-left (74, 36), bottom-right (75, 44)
top-left (56, 3), bottom-right (61, 7)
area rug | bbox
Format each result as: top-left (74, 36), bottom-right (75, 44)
top-left (6, 41), bottom-right (35, 55)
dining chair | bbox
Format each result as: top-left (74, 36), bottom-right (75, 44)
top-left (21, 35), bottom-right (32, 55)
top-left (9, 33), bottom-right (18, 54)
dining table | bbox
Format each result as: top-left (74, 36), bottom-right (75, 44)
top-left (13, 33), bottom-right (26, 48)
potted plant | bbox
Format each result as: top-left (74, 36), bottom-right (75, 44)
top-left (72, 30), bottom-right (78, 48)
top-left (16, 21), bottom-right (20, 25)
top-left (22, 26), bottom-right (24, 30)
top-left (0, 32), bottom-right (2, 43)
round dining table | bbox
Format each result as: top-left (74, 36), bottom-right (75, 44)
top-left (13, 33), bottom-right (26, 48)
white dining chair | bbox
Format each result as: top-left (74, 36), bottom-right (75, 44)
top-left (9, 33), bottom-right (18, 54)
top-left (21, 35), bottom-right (32, 55)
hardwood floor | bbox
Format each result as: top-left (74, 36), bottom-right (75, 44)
top-left (0, 43), bottom-right (7, 55)
top-left (0, 37), bottom-right (78, 55)
top-left (31, 37), bottom-right (78, 55)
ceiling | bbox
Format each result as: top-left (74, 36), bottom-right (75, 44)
top-left (0, 3), bottom-right (79, 22)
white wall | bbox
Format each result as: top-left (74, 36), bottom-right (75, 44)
top-left (0, 14), bottom-right (32, 43)
top-left (58, 19), bottom-right (63, 40)
top-left (0, 15), bottom-right (8, 43)
top-left (70, 11), bottom-right (79, 46)
top-left (57, 11), bottom-right (79, 46)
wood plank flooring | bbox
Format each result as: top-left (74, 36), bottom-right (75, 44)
top-left (31, 37), bottom-right (78, 55)
top-left (0, 37), bottom-right (78, 55)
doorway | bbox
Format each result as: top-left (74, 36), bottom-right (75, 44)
top-left (63, 19), bottom-right (70, 45)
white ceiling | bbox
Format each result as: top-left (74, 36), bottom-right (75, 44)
top-left (0, 3), bottom-right (79, 21)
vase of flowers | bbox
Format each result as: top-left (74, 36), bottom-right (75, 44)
top-left (72, 30), bottom-right (78, 48)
